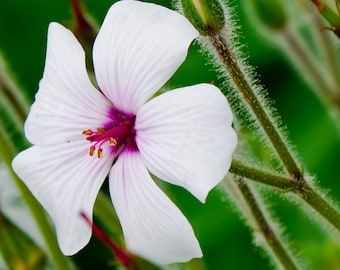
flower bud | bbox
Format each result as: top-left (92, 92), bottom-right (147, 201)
top-left (180, 0), bottom-right (225, 35)
top-left (250, 0), bottom-right (287, 30)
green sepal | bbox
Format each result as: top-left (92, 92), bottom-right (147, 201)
top-left (181, 0), bottom-right (225, 35)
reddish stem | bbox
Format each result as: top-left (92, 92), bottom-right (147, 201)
top-left (69, 0), bottom-right (93, 34)
top-left (311, 0), bottom-right (325, 10)
top-left (80, 212), bottom-right (133, 268)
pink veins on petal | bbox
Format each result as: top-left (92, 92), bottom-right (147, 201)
top-left (82, 106), bottom-right (137, 158)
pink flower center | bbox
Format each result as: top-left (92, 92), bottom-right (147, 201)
top-left (82, 108), bottom-right (137, 158)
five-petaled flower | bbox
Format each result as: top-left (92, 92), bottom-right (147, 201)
top-left (12, 0), bottom-right (237, 265)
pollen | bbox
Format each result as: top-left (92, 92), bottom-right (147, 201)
top-left (82, 129), bottom-right (93, 136)
top-left (97, 127), bottom-right (105, 134)
top-left (89, 146), bottom-right (95, 156)
top-left (97, 148), bottom-right (103, 158)
top-left (108, 137), bottom-right (118, 146)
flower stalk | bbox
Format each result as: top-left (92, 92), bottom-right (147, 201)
top-left (230, 159), bottom-right (340, 232)
top-left (0, 55), bottom-right (30, 129)
top-left (208, 33), bottom-right (301, 178)
top-left (69, 0), bottom-right (98, 74)
top-left (229, 160), bottom-right (295, 190)
top-left (222, 177), bottom-right (299, 270)
top-left (80, 212), bottom-right (133, 269)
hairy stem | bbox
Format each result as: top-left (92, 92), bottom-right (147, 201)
top-left (205, 18), bottom-right (340, 234)
top-left (208, 33), bottom-right (301, 179)
top-left (223, 177), bottom-right (299, 270)
top-left (297, 185), bottom-right (340, 231)
top-left (230, 160), bottom-right (299, 190)
top-left (230, 159), bottom-right (340, 231)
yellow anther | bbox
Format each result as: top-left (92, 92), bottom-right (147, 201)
top-left (89, 146), bottom-right (95, 156)
top-left (108, 137), bottom-right (118, 146)
top-left (82, 129), bottom-right (93, 136)
top-left (97, 148), bottom-right (103, 158)
top-left (97, 127), bottom-right (105, 134)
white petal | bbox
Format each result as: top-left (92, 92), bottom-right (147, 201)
top-left (12, 141), bottom-right (113, 255)
top-left (93, 0), bottom-right (198, 114)
top-left (109, 150), bottom-right (202, 264)
top-left (26, 22), bottom-right (112, 145)
top-left (135, 84), bottom-right (237, 202)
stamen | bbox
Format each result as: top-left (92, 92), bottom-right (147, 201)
top-left (97, 148), bottom-right (103, 158)
top-left (82, 129), bottom-right (93, 136)
top-left (108, 137), bottom-right (118, 146)
top-left (97, 127), bottom-right (105, 134)
top-left (89, 146), bottom-right (95, 156)
top-left (82, 109), bottom-right (136, 158)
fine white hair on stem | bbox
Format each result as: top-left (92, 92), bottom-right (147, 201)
top-left (174, 0), bottom-right (298, 173)
top-left (219, 175), bottom-right (304, 269)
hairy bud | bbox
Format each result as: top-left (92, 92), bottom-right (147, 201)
top-left (181, 0), bottom-right (225, 35)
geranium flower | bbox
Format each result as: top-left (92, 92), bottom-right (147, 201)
top-left (12, 0), bottom-right (237, 264)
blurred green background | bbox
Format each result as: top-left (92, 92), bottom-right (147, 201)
top-left (1, 0), bottom-right (340, 269)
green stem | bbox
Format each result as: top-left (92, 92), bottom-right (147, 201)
top-left (206, 25), bottom-right (340, 233)
top-left (208, 33), bottom-right (301, 178)
top-left (282, 29), bottom-right (340, 107)
top-left (0, 55), bottom-right (30, 125)
top-left (0, 126), bottom-right (74, 270)
top-left (0, 78), bottom-right (28, 125)
top-left (225, 177), bottom-right (299, 270)
top-left (229, 160), bottom-right (298, 190)
top-left (313, 10), bottom-right (340, 94)
top-left (230, 159), bottom-right (340, 231)
top-left (297, 185), bottom-right (340, 230)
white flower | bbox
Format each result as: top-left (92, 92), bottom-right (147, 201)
top-left (12, 0), bottom-right (237, 265)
